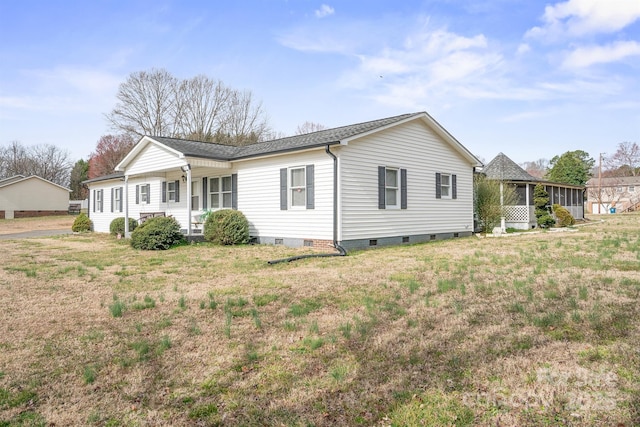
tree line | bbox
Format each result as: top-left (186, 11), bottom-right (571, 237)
top-left (2, 66), bottom-right (639, 199)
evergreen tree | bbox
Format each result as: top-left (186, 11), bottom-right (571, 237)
top-left (534, 184), bottom-right (555, 228)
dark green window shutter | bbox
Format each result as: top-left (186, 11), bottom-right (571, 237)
top-left (231, 174), bottom-right (238, 210)
top-left (202, 177), bottom-right (208, 208)
top-left (280, 168), bottom-right (287, 210)
top-left (93, 190), bottom-right (96, 212)
top-left (174, 180), bottom-right (180, 202)
top-left (100, 190), bottom-right (104, 212)
top-left (119, 187), bottom-right (124, 212)
top-left (401, 168), bottom-right (407, 209)
top-left (161, 181), bottom-right (166, 203)
top-left (435, 173), bottom-right (442, 199)
top-left (452, 174), bottom-right (457, 199)
top-left (378, 166), bottom-right (385, 209)
top-left (146, 184), bottom-right (150, 204)
top-left (306, 165), bottom-right (314, 209)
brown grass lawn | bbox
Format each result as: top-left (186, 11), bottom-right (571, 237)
top-left (1, 215), bottom-right (639, 426)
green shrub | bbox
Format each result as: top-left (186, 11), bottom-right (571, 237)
top-left (553, 204), bottom-right (575, 227)
top-left (109, 217), bottom-right (138, 236)
top-left (130, 216), bottom-right (184, 250)
top-left (72, 213), bottom-right (93, 232)
top-left (204, 209), bottom-right (249, 245)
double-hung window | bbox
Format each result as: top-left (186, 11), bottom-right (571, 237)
top-left (95, 189), bottom-right (103, 212)
top-left (378, 166), bottom-right (407, 209)
top-left (440, 174), bottom-right (451, 198)
top-left (135, 184), bottom-right (151, 204)
top-left (290, 167), bottom-right (306, 208)
top-left (167, 181), bottom-right (177, 202)
top-left (140, 185), bottom-right (149, 203)
top-left (191, 180), bottom-right (200, 210)
top-left (280, 165), bottom-right (314, 210)
top-left (112, 187), bottom-right (123, 212)
top-left (209, 176), bottom-right (233, 209)
top-left (385, 168), bottom-right (399, 207)
top-left (435, 172), bottom-right (457, 200)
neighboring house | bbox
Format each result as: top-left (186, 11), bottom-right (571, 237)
top-left (482, 153), bottom-right (585, 230)
top-left (84, 112), bottom-right (482, 250)
top-left (585, 175), bottom-right (640, 214)
top-left (0, 175), bottom-right (71, 219)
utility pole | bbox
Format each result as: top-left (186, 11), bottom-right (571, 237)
top-left (598, 153), bottom-right (603, 214)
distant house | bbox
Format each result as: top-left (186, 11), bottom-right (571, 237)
top-left (0, 175), bottom-right (71, 219)
top-left (482, 153), bottom-right (585, 230)
top-left (84, 112), bottom-right (482, 250)
top-left (585, 175), bottom-right (640, 214)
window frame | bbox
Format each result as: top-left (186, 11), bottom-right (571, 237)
top-left (114, 187), bottom-right (122, 212)
top-left (96, 189), bottom-right (103, 212)
top-left (140, 185), bottom-right (149, 204)
top-left (167, 181), bottom-right (177, 202)
top-left (208, 175), bottom-right (233, 210)
top-left (289, 166), bottom-right (307, 209)
top-left (440, 173), bottom-right (452, 199)
top-left (191, 180), bottom-right (200, 211)
top-left (384, 167), bottom-right (400, 208)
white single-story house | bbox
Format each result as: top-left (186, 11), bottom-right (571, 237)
top-left (585, 175), bottom-right (640, 214)
top-left (482, 153), bottom-right (585, 230)
top-left (84, 112), bottom-right (482, 250)
top-left (0, 175), bottom-right (71, 219)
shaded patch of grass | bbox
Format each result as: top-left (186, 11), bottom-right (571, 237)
top-left (289, 298), bottom-right (322, 317)
top-left (387, 390), bottom-right (475, 426)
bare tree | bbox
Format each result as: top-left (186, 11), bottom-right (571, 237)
top-left (587, 177), bottom-right (626, 213)
top-left (606, 141), bottom-right (640, 176)
top-left (520, 158), bottom-right (549, 178)
top-left (175, 75), bottom-right (232, 142)
top-left (0, 141), bottom-right (72, 187)
top-left (295, 121), bottom-right (327, 135)
top-left (106, 68), bottom-right (179, 138)
top-left (106, 69), bottom-right (273, 145)
top-left (216, 90), bottom-right (271, 146)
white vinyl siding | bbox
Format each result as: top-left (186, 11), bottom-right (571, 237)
top-left (339, 119), bottom-right (474, 241)
top-left (126, 144), bottom-right (186, 175)
top-left (236, 150), bottom-right (332, 240)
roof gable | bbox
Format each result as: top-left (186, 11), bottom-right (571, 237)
top-left (0, 175), bottom-right (70, 192)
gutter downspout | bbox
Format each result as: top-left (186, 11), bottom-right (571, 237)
top-left (268, 145), bottom-right (347, 264)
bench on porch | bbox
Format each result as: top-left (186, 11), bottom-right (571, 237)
top-left (68, 204), bottom-right (81, 214)
top-left (139, 212), bottom-right (166, 224)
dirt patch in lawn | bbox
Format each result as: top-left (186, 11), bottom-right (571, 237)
top-left (0, 215), bottom-right (75, 234)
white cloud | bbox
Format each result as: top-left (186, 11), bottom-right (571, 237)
top-left (516, 43), bottom-right (530, 55)
top-left (315, 4), bottom-right (335, 19)
top-left (526, 0), bottom-right (640, 39)
top-left (562, 41), bottom-right (640, 68)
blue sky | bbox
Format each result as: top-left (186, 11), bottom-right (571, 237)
top-left (1, 0), bottom-right (639, 165)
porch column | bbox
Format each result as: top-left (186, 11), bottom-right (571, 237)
top-left (500, 181), bottom-right (506, 231)
top-left (525, 183), bottom-right (530, 224)
top-left (124, 175), bottom-right (130, 238)
top-left (185, 165), bottom-right (192, 237)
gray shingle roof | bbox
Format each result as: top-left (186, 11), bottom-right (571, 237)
top-left (152, 112), bottom-right (420, 161)
top-left (483, 153), bottom-right (537, 181)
